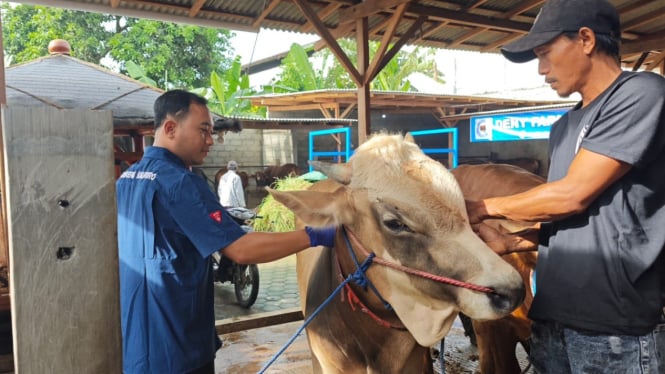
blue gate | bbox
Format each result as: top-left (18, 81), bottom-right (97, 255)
top-left (308, 127), bottom-right (352, 171)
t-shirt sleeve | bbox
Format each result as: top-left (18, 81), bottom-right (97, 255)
top-left (581, 73), bottom-right (665, 167)
top-left (168, 173), bottom-right (246, 258)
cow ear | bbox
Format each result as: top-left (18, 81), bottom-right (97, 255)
top-left (404, 132), bottom-right (416, 144)
top-left (268, 186), bottom-right (351, 226)
top-left (308, 160), bottom-right (351, 185)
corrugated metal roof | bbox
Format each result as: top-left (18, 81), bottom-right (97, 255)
top-left (6, 53), bottom-right (163, 127)
top-left (15, 0), bottom-right (664, 72)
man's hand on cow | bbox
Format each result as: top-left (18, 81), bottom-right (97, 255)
top-left (305, 226), bottom-right (337, 248)
top-left (472, 222), bottom-right (539, 256)
top-left (465, 199), bottom-right (490, 224)
top-left (472, 222), bottom-right (511, 255)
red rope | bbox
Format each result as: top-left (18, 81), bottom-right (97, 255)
top-left (344, 226), bottom-right (496, 294)
top-left (343, 284), bottom-right (406, 330)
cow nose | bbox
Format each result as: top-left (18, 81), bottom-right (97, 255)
top-left (488, 283), bottom-right (526, 314)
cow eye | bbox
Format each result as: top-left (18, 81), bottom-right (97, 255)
top-left (383, 219), bottom-right (413, 233)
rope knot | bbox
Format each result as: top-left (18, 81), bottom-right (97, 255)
top-left (349, 253), bottom-right (375, 288)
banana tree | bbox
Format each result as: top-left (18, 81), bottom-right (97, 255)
top-left (125, 61), bottom-right (157, 87)
top-left (193, 56), bottom-right (266, 117)
top-left (268, 40), bottom-right (444, 93)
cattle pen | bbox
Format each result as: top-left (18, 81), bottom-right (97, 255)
top-left (212, 255), bottom-right (533, 373)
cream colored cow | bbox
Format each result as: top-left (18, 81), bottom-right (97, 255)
top-left (270, 133), bottom-right (525, 374)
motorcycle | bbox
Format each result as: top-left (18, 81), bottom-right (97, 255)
top-left (211, 207), bottom-right (260, 308)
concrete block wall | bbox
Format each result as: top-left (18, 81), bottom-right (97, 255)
top-left (203, 128), bottom-right (296, 176)
top-left (205, 129), bottom-right (263, 176)
top-left (262, 129), bottom-right (295, 166)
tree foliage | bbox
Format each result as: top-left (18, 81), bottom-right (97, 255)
top-left (267, 39), bottom-right (444, 92)
top-left (1, 4), bottom-right (234, 88)
top-left (192, 56), bottom-right (266, 117)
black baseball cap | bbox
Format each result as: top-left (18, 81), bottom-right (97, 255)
top-left (501, 0), bottom-right (621, 63)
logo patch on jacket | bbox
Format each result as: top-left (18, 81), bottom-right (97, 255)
top-left (209, 210), bottom-right (223, 223)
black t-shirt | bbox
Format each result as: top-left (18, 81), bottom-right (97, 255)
top-left (529, 71), bottom-right (665, 335)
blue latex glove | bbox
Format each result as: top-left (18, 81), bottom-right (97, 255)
top-left (305, 226), bottom-right (337, 248)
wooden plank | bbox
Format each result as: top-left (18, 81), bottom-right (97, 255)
top-left (215, 307), bottom-right (304, 335)
top-left (2, 106), bottom-right (121, 373)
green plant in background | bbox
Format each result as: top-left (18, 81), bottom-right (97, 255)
top-left (192, 56), bottom-right (266, 117)
top-left (266, 39), bottom-right (444, 93)
top-left (252, 177), bottom-right (313, 232)
top-left (1, 4), bottom-right (234, 89)
top-left (125, 61), bottom-right (157, 86)
top-left (264, 43), bottom-right (352, 93)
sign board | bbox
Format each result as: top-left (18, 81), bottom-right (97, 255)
top-left (470, 108), bottom-right (570, 142)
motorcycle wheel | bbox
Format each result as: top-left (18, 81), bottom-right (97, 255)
top-left (234, 264), bottom-right (260, 308)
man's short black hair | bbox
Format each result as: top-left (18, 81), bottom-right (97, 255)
top-left (153, 89), bottom-right (208, 129)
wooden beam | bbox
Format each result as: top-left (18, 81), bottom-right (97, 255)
top-left (420, 22), bottom-right (447, 39)
top-left (616, 0), bottom-right (656, 14)
top-left (340, 103), bottom-right (357, 119)
top-left (259, 103), bottom-right (338, 112)
top-left (622, 6), bottom-right (665, 31)
top-left (647, 52), bottom-right (665, 72)
top-left (407, 3), bottom-right (532, 33)
top-left (215, 308), bottom-right (303, 335)
top-left (367, 15), bottom-right (426, 84)
top-left (448, 27), bottom-right (486, 47)
top-left (622, 30), bottom-right (665, 55)
top-left (365, 3), bottom-right (408, 85)
top-left (188, 0), bottom-right (206, 17)
top-left (319, 104), bottom-right (333, 119)
top-left (503, 0), bottom-right (544, 18)
top-left (252, 0), bottom-right (282, 28)
top-left (313, 22), bottom-right (356, 51)
top-left (447, 0), bottom-right (543, 49)
top-left (293, 0), bottom-right (361, 85)
top-left (300, 3), bottom-right (340, 32)
top-left (480, 32), bottom-right (521, 51)
top-left (465, 0), bottom-right (489, 9)
top-left (368, 15), bottom-right (394, 36)
top-left (357, 17), bottom-right (371, 144)
top-left (110, 0), bottom-right (121, 8)
top-left (632, 52), bottom-right (649, 71)
top-left (338, 0), bottom-right (411, 24)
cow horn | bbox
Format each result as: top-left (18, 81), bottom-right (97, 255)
top-left (404, 132), bottom-right (416, 144)
top-left (308, 160), bottom-right (352, 184)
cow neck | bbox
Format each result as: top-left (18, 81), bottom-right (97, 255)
top-left (334, 226), bottom-right (406, 330)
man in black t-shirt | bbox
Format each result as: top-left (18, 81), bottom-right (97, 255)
top-left (466, 0), bottom-right (665, 372)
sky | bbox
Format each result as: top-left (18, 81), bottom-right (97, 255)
top-left (230, 29), bottom-right (319, 88)
top-left (229, 29), bottom-right (568, 101)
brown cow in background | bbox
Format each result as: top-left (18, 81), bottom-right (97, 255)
top-left (451, 163), bottom-right (544, 374)
top-left (254, 163), bottom-right (301, 187)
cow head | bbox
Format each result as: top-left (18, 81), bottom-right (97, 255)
top-left (269, 133), bottom-right (525, 347)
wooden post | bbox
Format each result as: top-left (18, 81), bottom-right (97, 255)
top-left (3, 107), bottom-right (121, 373)
top-left (356, 17), bottom-right (370, 145)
